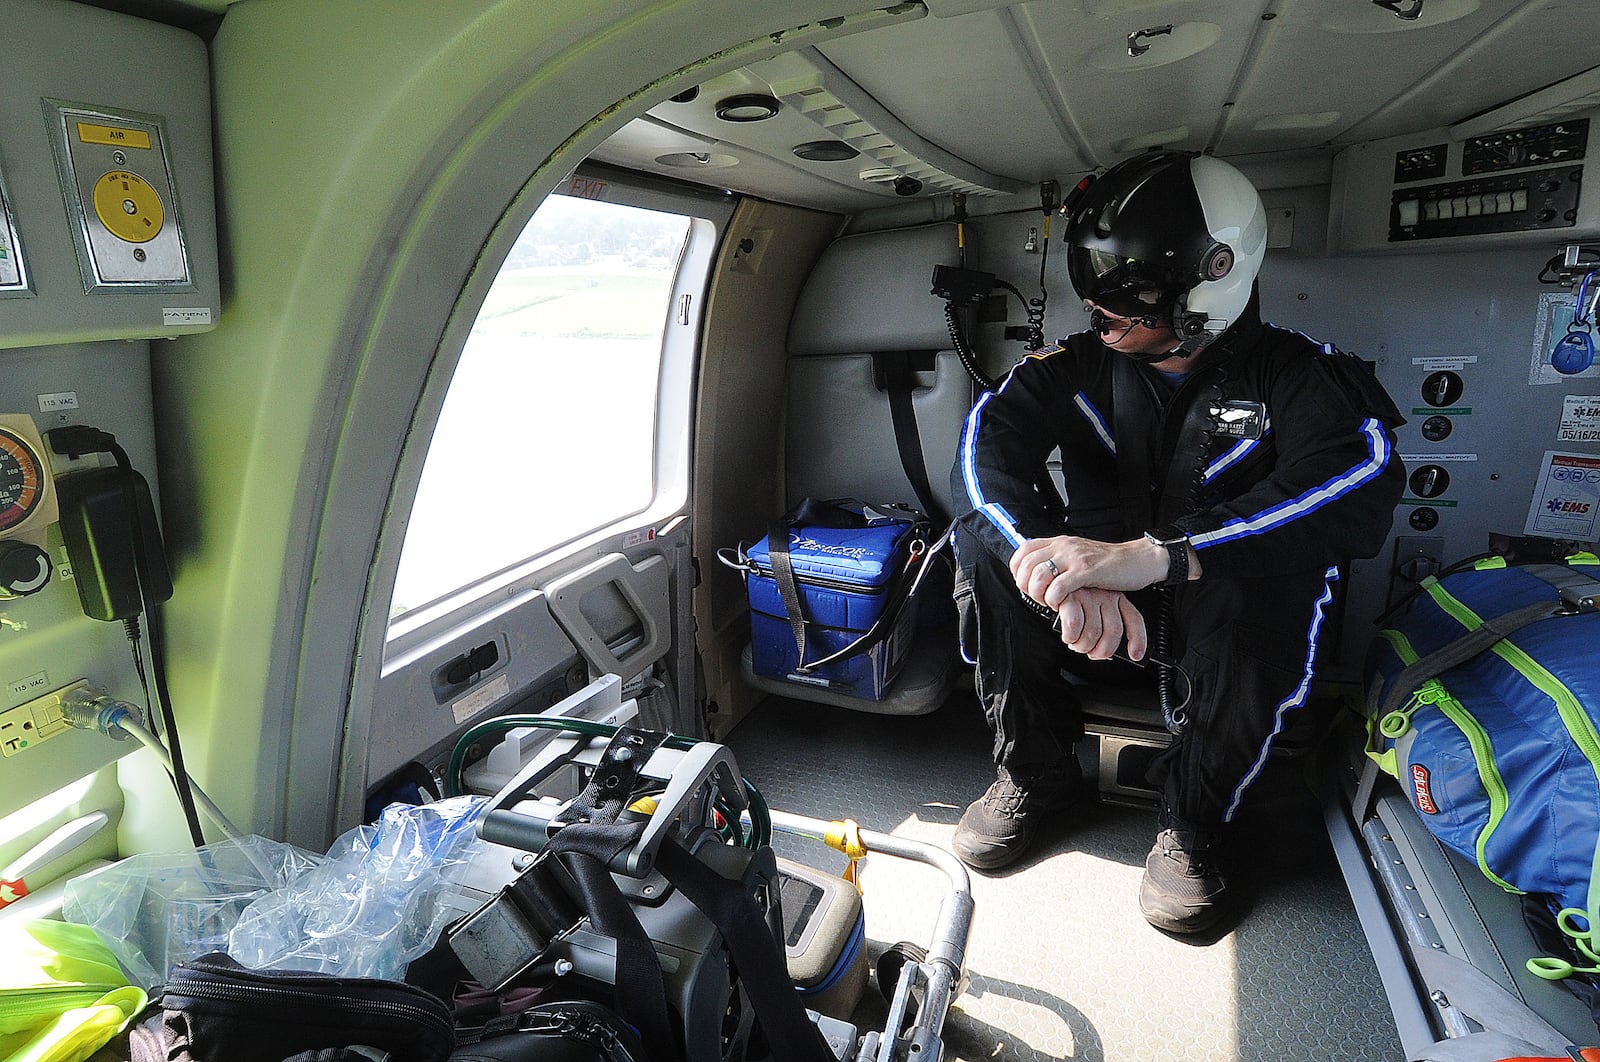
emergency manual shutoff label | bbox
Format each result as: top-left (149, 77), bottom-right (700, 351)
top-left (1524, 451), bottom-right (1600, 540)
top-left (1559, 395), bottom-right (1600, 442)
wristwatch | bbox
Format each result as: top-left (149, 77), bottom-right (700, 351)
top-left (1143, 525), bottom-right (1191, 587)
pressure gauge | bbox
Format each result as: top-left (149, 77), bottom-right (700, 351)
top-left (0, 415), bottom-right (59, 553)
top-left (0, 428), bottom-right (47, 534)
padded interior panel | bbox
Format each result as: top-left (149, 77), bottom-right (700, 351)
top-left (787, 223), bottom-right (959, 355)
top-left (785, 351), bottom-right (971, 519)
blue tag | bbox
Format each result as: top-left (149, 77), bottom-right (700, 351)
top-left (1552, 330), bottom-right (1594, 375)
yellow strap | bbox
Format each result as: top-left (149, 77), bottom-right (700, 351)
top-left (824, 819), bottom-right (868, 894)
top-left (1474, 556), bottom-right (1507, 570)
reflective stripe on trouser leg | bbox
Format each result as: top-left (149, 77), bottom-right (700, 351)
top-left (1150, 568), bottom-right (1334, 827)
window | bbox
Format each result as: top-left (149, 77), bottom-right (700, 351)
top-left (390, 193), bottom-right (695, 617)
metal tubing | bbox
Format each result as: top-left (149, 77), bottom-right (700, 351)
top-left (759, 808), bottom-right (974, 1056)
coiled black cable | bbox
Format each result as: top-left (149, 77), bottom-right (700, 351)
top-left (1025, 224), bottom-right (1051, 351)
top-left (1154, 589), bottom-right (1185, 733)
top-left (945, 302), bottom-right (997, 392)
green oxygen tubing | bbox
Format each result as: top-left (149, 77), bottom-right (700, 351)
top-left (443, 715), bottom-right (772, 850)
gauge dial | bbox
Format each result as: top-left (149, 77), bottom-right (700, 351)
top-left (0, 428), bottom-right (47, 533)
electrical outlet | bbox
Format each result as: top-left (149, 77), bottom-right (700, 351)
top-left (1395, 540), bottom-right (1446, 588)
top-left (0, 679), bottom-right (90, 757)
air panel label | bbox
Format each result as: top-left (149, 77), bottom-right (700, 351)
top-left (76, 122), bottom-right (151, 149)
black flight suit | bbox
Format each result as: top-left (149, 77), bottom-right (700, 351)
top-left (950, 295), bottom-right (1405, 827)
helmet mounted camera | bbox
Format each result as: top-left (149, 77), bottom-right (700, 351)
top-left (1064, 150), bottom-right (1266, 355)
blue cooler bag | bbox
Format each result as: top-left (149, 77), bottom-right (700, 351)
top-left (1364, 555), bottom-right (1600, 981)
top-left (724, 500), bottom-right (927, 700)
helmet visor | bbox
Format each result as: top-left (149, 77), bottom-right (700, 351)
top-left (1067, 246), bottom-right (1173, 318)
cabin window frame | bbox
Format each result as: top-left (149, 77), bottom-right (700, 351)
top-left (383, 169), bottom-right (732, 652)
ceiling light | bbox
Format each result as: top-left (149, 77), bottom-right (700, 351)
top-left (713, 94), bottom-right (781, 122)
top-left (656, 151), bottom-right (738, 169)
top-left (792, 140), bottom-right (860, 162)
top-left (857, 166), bottom-right (901, 184)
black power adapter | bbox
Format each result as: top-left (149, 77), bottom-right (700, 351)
top-left (54, 465), bottom-right (173, 621)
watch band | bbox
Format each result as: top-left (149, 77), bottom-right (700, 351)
top-left (1144, 526), bottom-right (1190, 587)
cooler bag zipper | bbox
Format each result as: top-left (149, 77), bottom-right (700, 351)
top-left (1375, 628), bottom-right (1518, 893)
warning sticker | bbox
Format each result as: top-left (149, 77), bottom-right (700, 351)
top-left (1559, 395), bottom-right (1600, 443)
top-left (1524, 451), bottom-right (1600, 540)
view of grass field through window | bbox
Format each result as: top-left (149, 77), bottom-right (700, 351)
top-left (391, 194), bottom-right (691, 617)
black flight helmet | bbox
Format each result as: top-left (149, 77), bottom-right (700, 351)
top-left (1065, 150), bottom-right (1267, 352)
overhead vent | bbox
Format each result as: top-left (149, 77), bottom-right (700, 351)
top-left (757, 48), bottom-right (1025, 198)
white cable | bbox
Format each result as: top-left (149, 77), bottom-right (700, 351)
top-left (115, 715), bottom-right (247, 841)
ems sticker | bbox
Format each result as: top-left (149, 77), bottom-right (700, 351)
top-left (1209, 400), bottom-right (1266, 439)
top-left (1411, 764), bottom-right (1438, 815)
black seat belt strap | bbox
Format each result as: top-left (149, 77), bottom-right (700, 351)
top-left (544, 819), bottom-right (682, 1062)
top-left (656, 839), bottom-right (835, 1062)
top-left (1109, 355), bottom-right (1154, 537)
top-left (881, 352), bottom-right (948, 525)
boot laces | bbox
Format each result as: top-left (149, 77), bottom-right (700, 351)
top-left (981, 771), bottom-right (1031, 815)
top-left (1156, 828), bottom-right (1217, 878)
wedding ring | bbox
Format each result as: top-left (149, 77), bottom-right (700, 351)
top-left (1043, 558), bottom-right (1060, 576)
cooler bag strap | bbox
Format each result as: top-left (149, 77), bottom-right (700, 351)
top-left (767, 518), bottom-right (813, 669)
top-left (793, 530), bottom-right (932, 674)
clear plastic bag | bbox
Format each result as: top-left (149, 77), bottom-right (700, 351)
top-left (60, 797), bottom-right (487, 988)
top-left (61, 835), bottom-right (320, 991)
top-left (225, 796), bottom-right (486, 981)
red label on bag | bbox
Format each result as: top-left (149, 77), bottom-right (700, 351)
top-left (1412, 765), bottom-right (1438, 815)
top-left (0, 878), bottom-right (29, 908)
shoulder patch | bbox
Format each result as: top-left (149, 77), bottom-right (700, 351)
top-left (1025, 344), bottom-right (1066, 362)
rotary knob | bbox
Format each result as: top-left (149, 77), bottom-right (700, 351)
top-left (0, 541), bottom-right (51, 598)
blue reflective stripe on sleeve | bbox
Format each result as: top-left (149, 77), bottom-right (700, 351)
top-left (1202, 420), bottom-right (1271, 484)
top-left (1222, 565), bottom-right (1339, 821)
top-left (959, 385), bottom-right (1025, 549)
top-left (1190, 418), bottom-right (1391, 550)
top-left (1073, 392), bottom-right (1116, 455)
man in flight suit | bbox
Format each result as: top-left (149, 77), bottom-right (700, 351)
top-left (949, 150), bottom-right (1405, 933)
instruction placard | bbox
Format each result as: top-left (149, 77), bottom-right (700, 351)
top-left (1411, 356), bottom-right (1478, 371)
top-left (1524, 450), bottom-right (1600, 540)
top-left (1560, 395), bottom-right (1600, 443)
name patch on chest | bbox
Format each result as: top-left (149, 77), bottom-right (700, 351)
top-left (1208, 399), bottom-right (1267, 440)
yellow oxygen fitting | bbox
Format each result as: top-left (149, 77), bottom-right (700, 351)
top-left (824, 818), bottom-right (868, 894)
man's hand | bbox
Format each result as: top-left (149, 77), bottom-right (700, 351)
top-left (1055, 588), bottom-right (1148, 661)
top-left (1010, 534), bottom-right (1171, 605)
